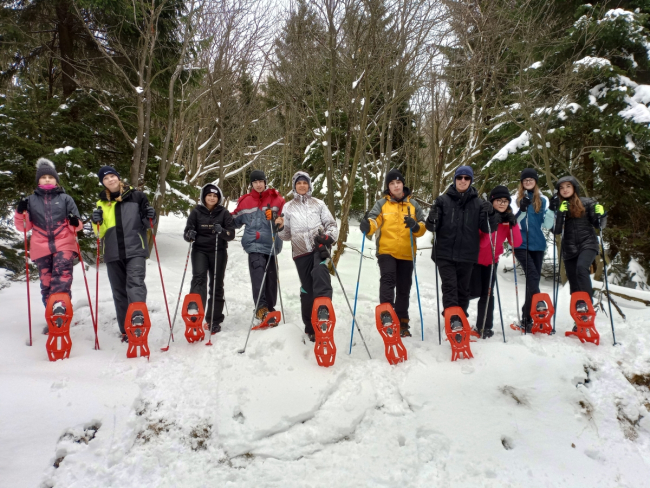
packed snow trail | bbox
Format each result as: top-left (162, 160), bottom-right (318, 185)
top-left (1, 214), bottom-right (649, 487)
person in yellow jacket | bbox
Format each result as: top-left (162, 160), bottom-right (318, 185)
top-left (359, 169), bottom-right (426, 337)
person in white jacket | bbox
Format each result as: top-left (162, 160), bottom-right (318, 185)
top-left (276, 171), bottom-right (338, 341)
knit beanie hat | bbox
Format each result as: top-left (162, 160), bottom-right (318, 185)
top-left (201, 184), bottom-right (221, 205)
top-left (489, 185), bottom-right (511, 202)
top-left (520, 168), bottom-right (538, 182)
top-left (454, 165), bottom-right (474, 183)
top-left (250, 170), bottom-right (266, 184)
top-left (385, 169), bottom-right (405, 190)
top-left (35, 158), bottom-right (60, 184)
top-left (295, 175), bottom-right (309, 184)
top-left (98, 166), bottom-right (121, 185)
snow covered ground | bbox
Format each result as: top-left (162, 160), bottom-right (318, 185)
top-left (2, 213), bottom-right (650, 487)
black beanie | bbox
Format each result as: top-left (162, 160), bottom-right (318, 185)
top-left (35, 158), bottom-right (60, 184)
top-left (201, 184), bottom-right (221, 205)
top-left (98, 166), bottom-right (121, 185)
top-left (489, 185), bottom-right (511, 202)
top-left (250, 170), bottom-right (266, 184)
top-left (385, 169), bottom-right (405, 190)
top-left (520, 168), bottom-right (538, 182)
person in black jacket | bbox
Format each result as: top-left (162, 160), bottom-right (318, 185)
top-left (552, 176), bottom-right (606, 303)
top-left (425, 165), bottom-right (497, 329)
top-left (183, 184), bottom-right (236, 334)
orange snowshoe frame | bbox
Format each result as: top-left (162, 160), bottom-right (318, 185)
top-left (125, 302), bottom-right (152, 359)
top-left (45, 293), bottom-right (73, 362)
top-left (566, 292), bottom-right (599, 345)
top-left (444, 306), bottom-right (474, 361)
top-left (375, 303), bottom-right (407, 365)
top-left (182, 293), bottom-right (205, 343)
top-left (252, 311), bottom-right (282, 331)
top-left (529, 293), bottom-right (554, 335)
top-left (311, 297), bottom-right (336, 367)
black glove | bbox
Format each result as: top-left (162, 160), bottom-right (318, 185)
top-left (501, 211), bottom-right (517, 226)
top-left (359, 218), bottom-right (371, 235)
top-left (404, 215), bottom-right (419, 231)
top-left (314, 234), bottom-right (334, 246)
top-left (549, 195), bottom-right (560, 212)
top-left (92, 207), bottom-right (103, 224)
top-left (213, 223), bottom-right (223, 234)
top-left (146, 206), bottom-right (156, 220)
top-left (17, 197), bottom-right (29, 214)
top-left (427, 205), bottom-right (439, 225)
top-left (519, 196), bottom-right (531, 213)
top-left (68, 213), bottom-right (80, 227)
top-left (185, 229), bottom-right (197, 242)
top-left (482, 201), bottom-right (495, 215)
top-left (316, 242), bottom-right (330, 259)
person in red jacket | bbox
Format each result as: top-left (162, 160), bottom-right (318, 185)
top-left (14, 158), bottom-right (84, 333)
top-left (470, 186), bottom-right (522, 338)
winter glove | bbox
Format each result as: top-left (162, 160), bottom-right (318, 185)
top-left (427, 205), bottom-right (439, 226)
top-left (316, 242), bottom-right (330, 259)
top-left (314, 234), bottom-right (334, 247)
top-left (92, 207), bottom-right (103, 224)
top-left (559, 201), bottom-right (569, 213)
top-left (359, 218), bottom-right (371, 235)
top-left (519, 196), bottom-right (531, 213)
top-left (145, 206), bottom-right (156, 220)
top-left (68, 213), bottom-right (80, 227)
top-left (404, 215), bottom-right (419, 232)
top-left (213, 223), bottom-right (223, 234)
top-left (17, 197), bottom-right (29, 214)
top-left (482, 201), bottom-right (495, 215)
top-left (265, 208), bottom-right (273, 220)
top-left (549, 195), bottom-right (560, 212)
top-left (501, 211), bottom-right (518, 226)
top-left (185, 229), bottom-right (197, 242)
top-left (594, 204), bottom-right (605, 216)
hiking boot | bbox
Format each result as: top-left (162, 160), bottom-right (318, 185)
top-left (450, 315), bottom-right (463, 331)
top-left (380, 311), bottom-right (394, 336)
top-left (572, 324), bottom-right (578, 332)
top-left (308, 333), bottom-right (316, 343)
top-left (399, 318), bottom-right (411, 337)
top-left (42, 325), bottom-right (49, 335)
top-left (576, 300), bottom-right (589, 314)
top-left (210, 323), bottom-right (222, 334)
top-left (536, 301), bottom-right (548, 312)
top-left (522, 318), bottom-right (534, 334)
top-left (131, 311), bottom-right (145, 327)
top-left (256, 306), bottom-right (269, 321)
top-left (121, 334), bottom-right (129, 343)
top-left (483, 329), bottom-right (494, 339)
top-left (187, 301), bottom-right (199, 316)
top-left (52, 301), bottom-right (66, 316)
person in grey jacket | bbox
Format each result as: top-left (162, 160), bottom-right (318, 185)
top-left (276, 171), bottom-right (338, 341)
top-left (91, 166), bottom-right (155, 342)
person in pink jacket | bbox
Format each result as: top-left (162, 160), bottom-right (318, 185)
top-left (15, 158), bottom-right (83, 333)
top-left (470, 186), bottom-right (523, 338)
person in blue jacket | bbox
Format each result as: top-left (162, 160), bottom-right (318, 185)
top-left (510, 168), bottom-right (555, 331)
top-left (232, 170), bottom-right (285, 321)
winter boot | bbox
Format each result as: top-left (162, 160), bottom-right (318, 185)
top-left (399, 317), bottom-right (412, 337)
top-left (53, 301), bottom-right (66, 316)
top-left (187, 301), bottom-right (200, 316)
top-left (210, 323), bottom-right (222, 335)
top-left (482, 328), bottom-right (494, 339)
top-left (121, 334), bottom-right (129, 343)
top-left (536, 300), bottom-right (548, 313)
top-left (450, 315), bottom-right (463, 344)
top-left (131, 311), bottom-right (145, 327)
top-left (256, 306), bottom-right (269, 321)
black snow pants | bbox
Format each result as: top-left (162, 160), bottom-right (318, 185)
top-left (437, 258), bottom-right (474, 317)
top-left (190, 248), bottom-right (228, 326)
top-left (564, 249), bottom-right (598, 301)
top-left (470, 263), bottom-right (497, 331)
top-left (377, 254), bottom-right (413, 320)
top-left (106, 257), bottom-right (147, 334)
top-left (514, 249), bottom-right (545, 323)
top-left (294, 251), bottom-right (333, 334)
top-left (248, 252), bottom-right (277, 312)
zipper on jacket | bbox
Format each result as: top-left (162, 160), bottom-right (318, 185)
top-left (138, 233), bottom-right (145, 249)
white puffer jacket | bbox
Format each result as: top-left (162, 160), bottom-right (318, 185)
top-left (278, 171), bottom-right (339, 258)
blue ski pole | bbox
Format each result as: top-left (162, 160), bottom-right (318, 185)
top-left (349, 213), bottom-right (368, 354)
top-left (407, 207), bottom-right (425, 341)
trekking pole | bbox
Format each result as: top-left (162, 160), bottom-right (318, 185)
top-left (524, 206), bottom-right (530, 335)
top-left (433, 231), bottom-right (442, 345)
top-left (598, 218), bottom-right (617, 345)
top-left (349, 212), bottom-right (368, 354)
top-left (238, 238), bottom-right (275, 354)
top-left (479, 218), bottom-right (497, 338)
top-left (22, 213), bottom-right (33, 346)
top-left (494, 273), bottom-right (506, 342)
top-left (330, 253), bottom-right (372, 359)
top-left (75, 235), bottom-right (99, 350)
top-left (510, 227), bottom-right (522, 327)
top-left (407, 207), bottom-right (425, 341)
top-left (95, 218), bottom-right (101, 345)
top-left (269, 207), bottom-right (285, 323)
top-left (205, 241), bottom-right (222, 347)
top-left (150, 218), bottom-right (174, 340)
top-left (552, 209), bottom-right (557, 333)
top-left (553, 210), bottom-right (566, 333)
top-left (161, 241), bottom-right (192, 352)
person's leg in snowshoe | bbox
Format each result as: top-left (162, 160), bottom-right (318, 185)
top-left (474, 263), bottom-right (496, 338)
top-left (205, 249), bottom-right (227, 333)
top-left (249, 253), bottom-right (271, 315)
top-left (35, 254), bottom-right (54, 334)
top-left (395, 258), bottom-right (414, 337)
top-left (294, 253), bottom-right (315, 338)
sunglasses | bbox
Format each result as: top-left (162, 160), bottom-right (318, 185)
top-left (455, 175), bottom-right (471, 181)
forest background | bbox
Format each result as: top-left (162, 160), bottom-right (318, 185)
top-left (1, 0), bottom-right (649, 290)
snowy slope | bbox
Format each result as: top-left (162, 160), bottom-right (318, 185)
top-left (1, 214), bottom-right (649, 487)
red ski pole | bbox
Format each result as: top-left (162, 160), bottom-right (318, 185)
top-left (23, 215), bottom-right (32, 347)
top-left (76, 235), bottom-right (99, 350)
top-left (95, 219), bottom-right (101, 345)
top-left (150, 218), bottom-right (174, 340)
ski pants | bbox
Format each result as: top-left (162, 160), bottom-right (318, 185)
top-left (564, 249), bottom-right (598, 301)
top-left (248, 252), bottom-right (277, 312)
top-left (514, 249), bottom-right (544, 323)
top-left (190, 248), bottom-right (228, 327)
top-left (106, 257), bottom-right (147, 334)
top-left (470, 263), bottom-right (497, 331)
top-left (377, 254), bottom-right (413, 320)
top-left (436, 258), bottom-right (474, 317)
top-left (34, 251), bottom-right (77, 306)
top-left (294, 251), bottom-right (333, 334)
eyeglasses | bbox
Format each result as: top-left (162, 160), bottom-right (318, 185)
top-left (494, 199), bottom-right (509, 205)
top-left (522, 178), bottom-right (536, 184)
top-left (455, 175), bottom-right (471, 181)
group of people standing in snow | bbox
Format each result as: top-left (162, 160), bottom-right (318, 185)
top-left (15, 157), bottom-right (607, 343)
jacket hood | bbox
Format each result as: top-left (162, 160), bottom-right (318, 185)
top-left (555, 176), bottom-right (581, 196)
top-left (200, 183), bottom-right (223, 207)
top-left (291, 171), bottom-right (312, 197)
top-left (383, 186), bottom-right (412, 202)
top-left (446, 183), bottom-right (478, 201)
